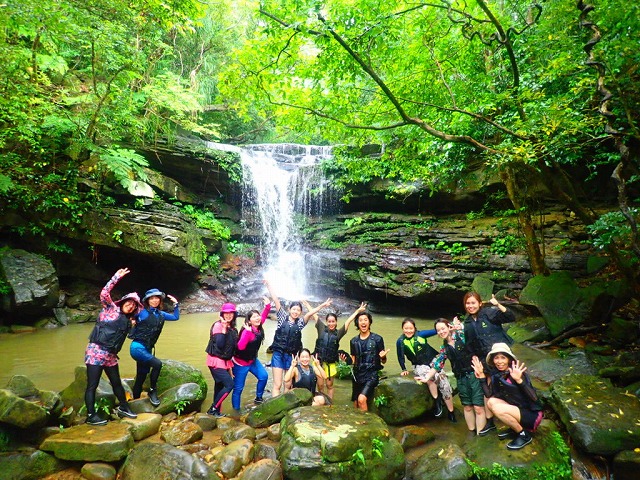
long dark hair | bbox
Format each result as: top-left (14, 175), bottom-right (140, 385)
top-left (244, 309), bottom-right (263, 332)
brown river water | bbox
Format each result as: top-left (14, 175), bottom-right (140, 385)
top-left (0, 312), bottom-right (553, 412)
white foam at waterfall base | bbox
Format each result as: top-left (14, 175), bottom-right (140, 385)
top-left (238, 144), bottom-right (335, 300)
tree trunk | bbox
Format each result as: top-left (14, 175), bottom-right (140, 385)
top-left (500, 166), bottom-right (549, 275)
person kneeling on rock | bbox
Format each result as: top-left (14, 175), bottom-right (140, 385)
top-left (471, 343), bottom-right (543, 450)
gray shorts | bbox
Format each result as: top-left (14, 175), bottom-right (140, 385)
top-left (414, 365), bottom-right (453, 399)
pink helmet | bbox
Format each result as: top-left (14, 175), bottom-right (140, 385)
top-left (220, 302), bottom-right (237, 313)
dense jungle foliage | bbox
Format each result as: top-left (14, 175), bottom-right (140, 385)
top-left (0, 1), bottom-right (638, 294)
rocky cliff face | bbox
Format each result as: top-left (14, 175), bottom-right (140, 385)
top-left (301, 211), bottom-right (602, 310)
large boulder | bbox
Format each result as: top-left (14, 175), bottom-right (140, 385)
top-left (40, 422), bottom-right (134, 462)
top-left (160, 418), bottom-right (203, 446)
top-left (245, 388), bottom-right (312, 428)
top-left (154, 382), bottom-right (206, 415)
top-left (407, 443), bottom-right (472, 480)
top-left (463, 420), bottom-right (571, 479)
top-left (0, 448), bottom-right (68, 480)
top-left (549, 374), bottom-right (640, 456)
top-left (119, 442), bottom-right (216, 480)
top-left (519, 272), bottom-right (589, 336)
top-left (278, 406), bottom-right (405, 480)
top-left (0, 390), bottom-right (48, 430)
top-left (0, 249), bottom-right (59, 317)
top-left (1, 375), bottom-right (64, 428)
top-left (374, 376), bottom-right (433, 425)
top-left (210, 438), bottom-right (254, 478)
top-left (156, 359), bottom-right (208, 399)
top-left (519, 272), bottom-right (627, 337)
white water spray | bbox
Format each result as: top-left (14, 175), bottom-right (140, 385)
top-left (238, 144), bottom-right (336, 299)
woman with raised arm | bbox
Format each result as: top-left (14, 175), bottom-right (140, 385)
top-left (427, 318), bottom-right (485, 431)
top-left (306, 301), bottom-right (364, 400)
top-left (231, 297), bottom-right (271, 410)
top-left (84, 268), bottom-right (141, 425)
top-left (129, 288), bottom-right (179, 406)
top-left (264, 278), bottom-right (330, 397)
top-left (462, 292), bottom-right (515, 435)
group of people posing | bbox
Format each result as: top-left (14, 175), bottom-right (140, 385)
top-left (84, 270), bottom-right (542, 451)
top-left (396, 292), bottom-right (542, 450)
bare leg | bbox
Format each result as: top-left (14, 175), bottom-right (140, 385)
top-left (272, 367), bottom-right (283, 397)
top-left (463, 405), bottom-right (476, 431)
top-left (325, 377), bottom-right (335, 400)
top-left (474, 405), bottom-right (487, 432)
top-left (426, 380), bottom-right (438, 399)
top-left (487, 398), bottom-right (524, 432)
top-left (484, 396), bottom-right (493, 419)
top-left (444, 396), bottom-right (454, 412)
top-left (357, 394), bottom-right (368, 412)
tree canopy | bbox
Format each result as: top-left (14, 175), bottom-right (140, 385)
top-left (0, 0), bottom-right (638, 290)
top-left (219, 0), bottom-right (639, 288)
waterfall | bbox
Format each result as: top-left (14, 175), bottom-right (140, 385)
top-left (238, 144), bottom-right (338, 300)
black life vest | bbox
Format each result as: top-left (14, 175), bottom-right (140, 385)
top-left (234, 328), bottom-right (264, 362)
top-left (464, 308), bottom-right (514, 357)
top-left (271, 319), bottom-right (303, 355)
top-left (491, 373), bottom-right (542, 411)
top-left (402, 335), bottom-right (438, 366)
top-left (352, 333), bottom-right (383, 379)
top-left (314, 326), bottom-right (340, 363)
top-left (205, 322), bottom-right (239, 360)
top-left (89, 313), bottom-right (131, 354)
top-left (293, 364), bottom-right (317, 394)
top-left (443, 335), bottom-right (475, 378)
top-left (130, 308), bottom-right (164, 349)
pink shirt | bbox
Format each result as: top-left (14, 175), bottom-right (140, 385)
top-left (206, 321), bottom-right (234, 369)
top-left (233, 304), bottom-right (271, 367)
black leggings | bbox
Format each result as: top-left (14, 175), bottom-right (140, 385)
top-left (209, 366), bottom-right (234, 410)
top-left (84, 364), bottom-right (128, 415)
top-left (132, 357), bottom-right (163, 399)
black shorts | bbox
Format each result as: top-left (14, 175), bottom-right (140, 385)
top-left (520, 408), bottom-right (543, 431)
top-left (351, 377), bottom-right (379, 401)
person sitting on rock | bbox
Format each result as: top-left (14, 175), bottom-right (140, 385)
top-left (129, 288), bottom-right (180, 406)
top-left (397, 317), bottom-right (455, 420)
top-left (284, 348), bottom-right (328, 406)
top-left (84, 268), bottom-right (141, 425)
top-left (471, 343), bottom-right (543, 450)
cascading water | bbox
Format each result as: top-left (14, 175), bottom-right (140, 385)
top-left (239, 144), bottom-right (338, 299)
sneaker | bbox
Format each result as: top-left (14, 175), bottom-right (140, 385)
top-left (433, 397), bottom-right (444, 418)
top-left (148, 389), bottom-right (160, 407)
top-left (498, 428), bottom-right (516, 440)
top-left (507, 430), bottom-right (532, 450)
top-left (86, 414), bottom-right (107, 426)
top-left (478, 419), bottom-right (496, 436)
top-left (206, 407), bottom-right (226, 418)
top-left (254, 397), bottom-right (264, 405)
top-left (447, 411), bottom-right (457, 423)
top-left (117, 406), bottom-right (137, 419)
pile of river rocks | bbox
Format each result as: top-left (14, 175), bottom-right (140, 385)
top-left (1, 354), bottom-right (640, 479)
